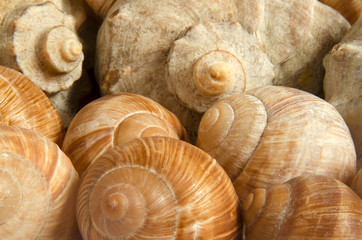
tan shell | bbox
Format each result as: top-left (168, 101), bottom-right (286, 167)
top-left (0, 2), bottom-right (84, 94)
top-left (323, 15), bottom-right (362, 170)
top-left (166, 21), bottom-right (274, 113)
top-left (319, 0), bottom-right (362, 24)
top-left (0, 66), bottom-right (64, 145)
top-left (0, 126), bottom-right (80, 239)
top-left (197, 86), bottom-right (356, 201)
top-left (62, 93), bottom-right (188, 177)
top-left (352, 168), bottom-right (362, 198)
top-left (77, 136), bottom-right (241, 239)
top-left (242, 174), bottom-right (362, 239)
top-left (84, 0), bottom-right (117, 19)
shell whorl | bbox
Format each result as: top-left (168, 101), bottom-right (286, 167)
top-left (77, 136), bottom-right (241, 239)
top-left (0, 65), bottom-right (64, 145)
top-left (197, 86), bottom-right (356, 201)
top-left (62, 93), bottom-right (188, 177)
top-left (0, 126), bottom-right (80, 239)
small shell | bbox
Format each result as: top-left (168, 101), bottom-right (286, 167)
top-left (166, 21), bottom-right (274, 113)
top-left (0, 2), bottom-right (84, 93)
top-left (197, 86), bottom-right (356, 201)
top-left (0, 65), bottom-right (64, 145)
top-left (319, 0), bottom-right (362, 24)
top-left (351, 168), bottom-right (362, 198)
top-left (77, 136), bottom-right (241, 239)
top-left (242, 174), bottom-right (362, 239)
top-left (0, 126), bottom-right (80, 239)
top-left (62, 93), bottom-right (188, 177)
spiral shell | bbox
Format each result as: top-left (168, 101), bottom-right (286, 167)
top-left (77, 136), bottom-right (241, 239)
top-left (197, 86), bottom-right (356, 201)
top-left (0, 126), bottom-right (80, 239)
top-left (352, 168), bottom-right (362, 198)
top-left (242, 174), bottom-right (362, 239)
top-left (166, 21), bottom-right (274, 113)
top-left (62, 93), bottom-right (188, 177)
top-left (0, 2), bottom-right (84, 93)
top-left (0, 65), bottom-right (64, 145)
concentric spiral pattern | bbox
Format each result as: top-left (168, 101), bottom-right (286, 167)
top-left (77, 137), bottom-right (241, 239)
top-left (63, 93), bottom-right (188, 177)
top-left (0, 126), bottom-right (80, 239)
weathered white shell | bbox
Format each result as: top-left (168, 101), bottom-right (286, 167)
top-left (323, 15), bottom-right (362, 170)
top-left (0, 2), bottom-right (84, 93)
top-left (62, 93), bottom-right (188, 177)
top-left (0, 65), bottom-right (64, 145)
top-left (77, 136), bottom-right (242, 239)
top-left (0, 126), bottom-right (80, 239)
top-left (242, 174), bottom-right (362, 239)
top-left (197, 86), bottom-right (356, 201)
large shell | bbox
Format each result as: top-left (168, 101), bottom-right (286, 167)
top-left (62, 93), bottom-right (188, 177)
top-left (242, 174), bottom-right (362, 239)
top-left (77, 136), bottom-right (241, 239)
top-left (323, 15), bottom-right (362, 170)
top-left (0, 2), bottom-right (84, 93)
top-left (0, 66), bottom-right (64, 145)
top-left (197, 86), bottom-right (356, 201)
top-left (352, 168), bottom-right (362, 198)
top-left (0, 126), bottom-right (80, 239)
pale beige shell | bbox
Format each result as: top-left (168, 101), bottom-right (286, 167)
top-left (319, 0), bottom-right (362, 24)
top-left (197, 86), bottom-right (356, 201)
top-left (242, 174), bottom-right (362, 239)
top-left (0, 126), bottom-right (80, 239)
top-left (0, 2), bottom-right (84, 94)
top-left (323, 15), bottom-right (362, 170)
top-left (62, 93), bottom-right (188, 177)
top-left (166, 21), bottom-right (274, 113)
top-left (352, 168), bottom-right (362, 198)
top-left (77, 136), bottom-right (241, 239)
top-left (0, 66), bottom-right (64, 145)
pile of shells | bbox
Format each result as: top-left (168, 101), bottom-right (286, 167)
top-left (0, 0), bottom-right (361, 239)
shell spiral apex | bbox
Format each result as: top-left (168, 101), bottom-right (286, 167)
top-left (77, 136), bottom-right (241, 239)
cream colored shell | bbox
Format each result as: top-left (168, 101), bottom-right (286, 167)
top-left (242, 174), bottom-right (362, 239)
top-left (166, 21), bottom-right (274, 113)
top-left (323, 15), bottom-right (362, 170)
top-left (0, 126), bottom-right (80, 239)
top-left (0, 2), bottom-right (84, 94)
top-left (197, 86), bottom-right (356, 201)
top-left (77, 136), bottom-right (241, 239)
top-left (62, 93), bottom-right (188, 177)
top-left (0, 66), bottom-right (64, 145)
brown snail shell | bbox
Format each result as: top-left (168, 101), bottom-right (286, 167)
top-left (242, 174), bottom-right (362, 239)
top-left (76, 136), bottom-right (241, 239)
top-left (352, 168), bottom-right (362, 198)
top-left (0, 126), bottom-right (80, 239)
top-left (0, 65), bottom-right (64, 145)
top-left (0, 2), bottom-right (84, 94)
top-left (166, 21), bottom-right (274, 113)
top-left (197, 86), bottom-right (356, 201)
top-left (323, 15), bottom-right (362, 170)
top-left (62, 93), bottom-right (188, 177)
top-left (319, 0), bottom-right (362, 24)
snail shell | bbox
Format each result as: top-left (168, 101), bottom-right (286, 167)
top-left (0, 126), bottom-right (80, 239)
top-left (323, 15), bottom-right (362, 170)
top-left (77, 136), bottom-right (241, 239)
top-left (319, 0), bottom-right (362, 24)
top-left (197, 86), bottom-right (356, 201)
top-left (62, 93), bottom-right (188, 177)
top-left (352, 168), bottom-right (362, 198)
top-left (242, 174), bottom-right (362, 239)
top-left (0, 2), bottom-right (84, 93)
top-left (0, 65), bottom-right (64, 145)
top-left (166, 21), bottom-right (274, 113)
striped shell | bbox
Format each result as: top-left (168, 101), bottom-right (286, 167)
top-left (197, 86), bottom-right (356, 201)
top-left (0, 65), bottom-right (64, 145)
top-left (62, 93), bottom-right (188, 177)
top-left (77, 136), bottom-right (241, 239)
top-left (0, 126), bottom-right (80, 239)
